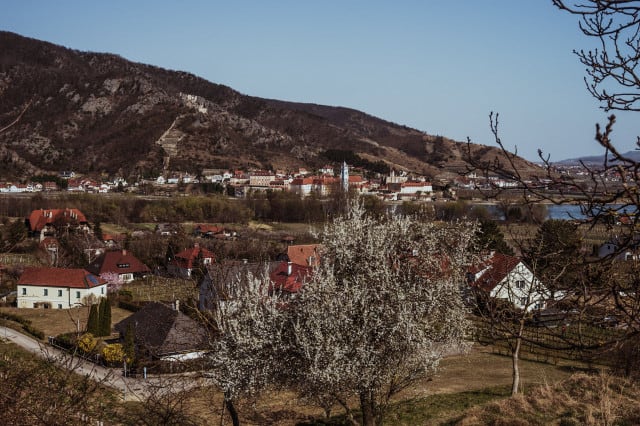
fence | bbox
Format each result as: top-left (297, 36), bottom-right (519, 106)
top-left (472, 317), bottom-right (620, 366)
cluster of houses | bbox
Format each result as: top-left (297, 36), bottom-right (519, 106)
top-left (1, 175), bottom-right (128, 193)
top-left (9, 205), bottom-right (638, 362)
top-left (16, 207), bottom-right (553, 317)
top-left (3, 164), bottom-right (437, 200)
top-left (2, 159), bottom-right (551, 202)
top-left (156, 162), bottom-right (438, 201)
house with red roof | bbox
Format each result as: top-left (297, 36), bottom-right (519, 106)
top-left (17, 267), bottom-right (107, 309)
top-left (286, 244), bottom-right (322, 267)
top-left (193, 224), bottom-right (229, 239)
top-left (289, 177), bottom-right (314, 197)
top-left (26, 208), bottom-right (90, 241)
top-left (269, 261), bottom-right (312, 295)
top-left (86, 249), bottom-right (150, 284)
top-left (168, 243), bottom-right (215, 278)
top-left (102, 233), bottom-right (126, 249)
top-left (468, 252), bottom-right (548, 311)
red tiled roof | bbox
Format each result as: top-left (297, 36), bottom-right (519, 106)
top-left (269, 261), bottom-right (312, 294)
top-left (290, 177), bottom-right (314, 185)
top-left (87, 250), bottom-right (150, 276)
top-left (469, 252), bottom-right (521, 292)
top-left (18, 267), bottom-right (107, 289)
top-left (171, 246), bottom-right (215, 269)
top-left (28, 208), bottom-right (88, 232)
top-left (102, 233), bottom-right (126, 242)
top-left (287, 244), bottom-right (322, 267)
top-left (194, 224), bottom-right (224, 234)
top-left (313, 176), bottom-right (339, 185)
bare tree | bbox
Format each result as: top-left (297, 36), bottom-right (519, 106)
top-left (463, 1), bottom-right (640, 391)
top-left (120, 375), bottom-right (202, 426)
top-left (553, 1), bottom-right (640, 112)
top-left (469, 249), bottom-right (553, 396)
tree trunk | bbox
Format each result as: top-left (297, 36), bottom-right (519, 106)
top-left (224, 392), bottom-right (240, 426)
top-left (359, 391), bottom-right (379, 426)
top-left (511, 320), bottom-right (525, 396)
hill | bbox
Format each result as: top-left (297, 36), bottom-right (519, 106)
top-left (0, 31), bottom-right (539, 181)
top-left (556, 150), bottom-right (640, 166)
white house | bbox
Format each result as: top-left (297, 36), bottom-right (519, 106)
top-left (399, 181), bottom-right (433, 195)
top-left (17, 267), bottom-right (107, 309)
top-left (468, 252), bottom-right (548, 311)
top-left (598, 234), bottom-right (640, 261)
top-left (289, 177), bottom-right (314, 197)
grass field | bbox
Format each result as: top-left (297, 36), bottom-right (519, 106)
top-left (0, 305), bottom-right (133, 338)
top-left (181, 346), bottom-right (577, 425)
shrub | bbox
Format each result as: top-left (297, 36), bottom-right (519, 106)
top-left (102, 343), bottom-right (126, 365)
top-left (77, 333), bottom-right (97, 354)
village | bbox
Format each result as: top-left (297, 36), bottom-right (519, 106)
top-left (2, 0), bottom-right (640, 421)
top-left (0, 182), bottom-right (636, 423)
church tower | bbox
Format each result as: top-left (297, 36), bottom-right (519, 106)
top-left (340, 161), bottom-right (349, 192)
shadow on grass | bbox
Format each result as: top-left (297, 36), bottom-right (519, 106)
top-left (298, 386), bottom-right (511, 426)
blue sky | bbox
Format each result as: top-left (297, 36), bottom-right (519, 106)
top-left (2, 1), bottom-right (638, 161)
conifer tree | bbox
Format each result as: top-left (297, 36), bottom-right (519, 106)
top-left (98, 298), bottom-right (112, 337)
top-left (86, 303), bottom-right (99, 335)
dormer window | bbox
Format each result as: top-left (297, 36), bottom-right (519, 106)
top-left (117, 263), bottom-right (130, 268)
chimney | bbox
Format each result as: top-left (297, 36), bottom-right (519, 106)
top-left (287, 261), bottom-right (292, 276)
top-left (122, 249), bottom-right (127, 256)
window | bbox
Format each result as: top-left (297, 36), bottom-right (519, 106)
top-left (519, 297), bottom-right (527, 306)
top-left (203, 258), bottom-right (212, 265)
top-left (515, 280), bottom-right (525, 289)
top-left (58, 290), bottom-right (63, 297)
top-left (22, 288), bottom-right (26, 295)
top-left (76, 291), bottom-right (81, 299)
top-left (58, 304), bottom-right (63, 309)
top-left (101, 287), bottom-right (104, 295)
top-left (44, 289), bottom-right (48, 296)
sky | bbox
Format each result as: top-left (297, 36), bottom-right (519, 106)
top-left (2, 0), bottom-right (638, 162)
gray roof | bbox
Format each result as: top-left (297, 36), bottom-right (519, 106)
top-left (114, 302), bottom-right (208, 357)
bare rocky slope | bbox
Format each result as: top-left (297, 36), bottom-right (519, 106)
top-left (0, 31), bottom-right (539, 181)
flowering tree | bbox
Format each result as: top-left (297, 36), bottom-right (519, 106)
top-left (208, 267), bottom-right (290, 426)
top-left (208, 202), bottom-right (476, 426)
top-left (288, 203), bottom-right (475, 425)
top-left (101, 272), bottom-right (122, 293)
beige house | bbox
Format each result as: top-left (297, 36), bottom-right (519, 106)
top-left (17, 267), bottom-right (107, 309)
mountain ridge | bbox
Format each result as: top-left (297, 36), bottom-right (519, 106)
top-left (556, 150), bottom-right (640, 166)
top-left (0, 31), bottom-right (539, 181)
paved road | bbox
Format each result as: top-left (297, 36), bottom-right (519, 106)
top-left (0, 325), bottom-right (151, 401)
